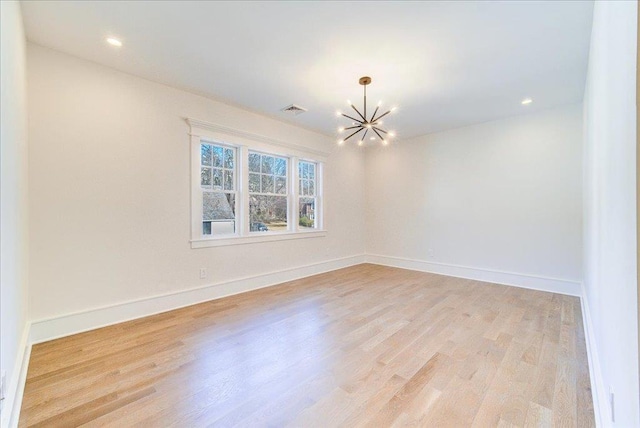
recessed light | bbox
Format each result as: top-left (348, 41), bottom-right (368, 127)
top-left (106, 37), bottom-right (122, 47)
top-left (521, 98), bottom-right (533, 105)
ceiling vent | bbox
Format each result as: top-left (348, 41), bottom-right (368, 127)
top-left (280, 104), bottom-right (308, 116)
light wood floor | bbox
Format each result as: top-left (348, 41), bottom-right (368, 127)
top-left (19, 264), bottom-right (594, 427)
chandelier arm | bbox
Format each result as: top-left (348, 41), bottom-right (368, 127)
top-left (361, 128), bottom-right (369, 141)
top-left (370, 106), bottom-right (380, 122)
top-left (371, 109), bottom-right (391, 123)
top-left (372, 128), bottom-right (385, 140)
top-left (343, 127), bottom-right (365, 142)
top-left (373, 127), bottom-right (387, 134)
top-left (350, 104), bottom-right (366, 122)
top-left (344, 125), bottom-right (362, 131)
top-left (341, 113), bottom-right (364, 124)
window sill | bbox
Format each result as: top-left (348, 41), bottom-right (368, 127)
top-left (191, 230), bottom-right (327, 248)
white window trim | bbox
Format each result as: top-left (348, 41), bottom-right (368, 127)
top-left (187, 118), bottom-right (327, 249)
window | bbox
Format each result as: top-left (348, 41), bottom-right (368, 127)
top-left (249, 151), bottom-right (289, 232)
top-left (189, 118), bottom-right (325, 248)
top-left (200, 143), bottom-right (237, 236)
top-left (298, 160), bottom-right (317, 229)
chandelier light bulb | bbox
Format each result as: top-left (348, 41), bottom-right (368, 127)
top-left (358, 140), bottom-right (364, 146)
top-left (338, 127), bottom-right (345, 133)
top-left (378, 100), bottom-right (382, 107)
top-left (106, 37), bottom-right (123, 47)
top-left (370, 137), bottom-right (375, 140)
top-left (336, 110), bottom-right (342, 117)
top-left (391, 106), bottom-right (398, 112)
top-left (337, 139), bottom-right (344, 145)
top-left (382, 140), bottom-right (388, 145)
top-left (388, 131), bottom-right (396, 137)
top-left (347, 99), bottom-right (352, 106)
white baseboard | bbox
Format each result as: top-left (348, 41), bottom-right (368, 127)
top-left (29, 254), bottom-right (366, 344)
top-left (28, 254), bottom-right (582, 345)
top-left (365, 254), bottom-right (582, 296)
top-left (580, 284), bottom-right (607, 427)
top-left (1, 323), bottom-right (31, 428)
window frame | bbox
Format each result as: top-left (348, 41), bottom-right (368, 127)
top-left (199, 141), bottom-right (239, 238)
top-left (188, 118), bottom-right (326, 248)
top-left (248, 150), bottom-right (291, 233)
top-left (297, 159), bottom-right (319, 230)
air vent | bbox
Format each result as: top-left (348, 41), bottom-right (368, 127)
top-left (280, 104), bottom-right (308, 116)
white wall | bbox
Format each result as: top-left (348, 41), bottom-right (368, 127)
top-left (0, 1), bottom-right (30, 426)
top-left (583, 0), bottom-right (639, 426)
top-left (27, 44), bottom-right (365, 323)
top-left (365, 104), bottom-right (583, 289)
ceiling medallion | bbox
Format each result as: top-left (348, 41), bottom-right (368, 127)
top-left (336, 76), bottom-right (396, 146)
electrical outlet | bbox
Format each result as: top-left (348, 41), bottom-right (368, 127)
top-left (1, 370), bottom-right (6, 401)
top-left (610, 386), bottom-right (615, 422)
top-left (199, 268), bottom-right (207, 279)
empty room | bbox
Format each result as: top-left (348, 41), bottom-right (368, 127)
top-left (1, 0), bottom-right (638, 427)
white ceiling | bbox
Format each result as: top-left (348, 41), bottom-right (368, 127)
top-left (21, 1), bottom-right (594, 140)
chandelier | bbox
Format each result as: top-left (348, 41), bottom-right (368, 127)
top-left (337, 76), bottom-right (396, 146)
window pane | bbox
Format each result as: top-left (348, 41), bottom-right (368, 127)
top-left (250, 195), bottom-right (287, 231)
top-left (275, 158), bottom-right (287, 176)
top-left (203, 192), bottom-right (236, 235)
top-left (224, 170), bottom-right (234, 191)
top-left (201, 144), bottom-right (212, 166)
top-left (212, 146), bottom-right (223, 167)
top-left (203, 221), bottom-right (212, 235)
top-left (299, 197), bottom-right (316, 229)
top-left (224, 148), bottom-right (234, 169)
top-left (298, 162), bottom-right (317, 198)
top-left (249, 153), bottom-right (261, 172)
top-left (212, 168), bottom-right (222, 188)
top-left (261, 174), bottom-right (274, 193)
top-left (201, 167), bottom-right (212, 187)
top-left (249, 173), bottom-right (260, 192)
top-left (275, 177), bottom-right (287, 194)
top-left (261, 155), bottom-right (274, 174)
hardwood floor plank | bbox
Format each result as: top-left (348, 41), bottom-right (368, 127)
top-left (19, 264), bottom-right (594, 427)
